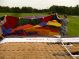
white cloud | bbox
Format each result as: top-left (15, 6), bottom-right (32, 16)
top-left (0, 0), bottom-right (79, 9)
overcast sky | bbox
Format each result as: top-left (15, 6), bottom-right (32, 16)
top-left (0, 0), bottom-right (79, 9)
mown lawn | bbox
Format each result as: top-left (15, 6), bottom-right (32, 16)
top-left (68, 16), bottom-right (79, 37)
top-left (0, 13), bottom-right (47, 17)
top-left (0, 13), bottom-right (79, 37)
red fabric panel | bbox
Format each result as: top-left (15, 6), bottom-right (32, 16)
top-left (3, 16), bottom-right (19, 29)
top-left (42, 15), bottom-right (52, 22)
top-left (12, 24), bottom-right (33, 33)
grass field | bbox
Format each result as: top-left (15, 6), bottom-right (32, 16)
top-left (0, 13), bottom-right (79, 37)
top-left (68, 16), bottom-right (79, 37)
top-left (0, 13), bottom-right (47, 17)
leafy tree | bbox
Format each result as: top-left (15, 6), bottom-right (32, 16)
top-left (0, 5), bottom-right (79, 15)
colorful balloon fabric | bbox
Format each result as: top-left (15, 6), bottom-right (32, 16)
top-left (47, 20), bottom-right (61, 27)
top-left (0, 15), bottom-right (62, 37)
top-left (12, 24), bottom-right (33, 33)
top-left (3, 16), bottom-right (19, 29)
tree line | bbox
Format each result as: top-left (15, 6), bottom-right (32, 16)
top-left (0, 5), bottom-right (79, 15)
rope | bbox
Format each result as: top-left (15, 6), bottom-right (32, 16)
top-left (59, 37), bottom-right (76, 59)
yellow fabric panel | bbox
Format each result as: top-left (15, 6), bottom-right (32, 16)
top-left (47, 20), bottom-right (61, 27)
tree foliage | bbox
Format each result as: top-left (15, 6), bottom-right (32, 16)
top-left (0, 5), bottom-right (79, 15)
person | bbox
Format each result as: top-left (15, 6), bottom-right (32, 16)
top-left (50, 12), bottom-right (61, 23)
top-left (60, 15), bottom-right (69, 37)
top-left (0, 15), bottom-right (6, 40)
top-left (49, 12), bottom-right (68, 37)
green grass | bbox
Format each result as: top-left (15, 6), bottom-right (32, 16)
top-left (68, 16), bottom-right (79, 37)
top-left (0, 13), bottom-right (47, 17)
top-left (0, 13), bottom-right (79, 37)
